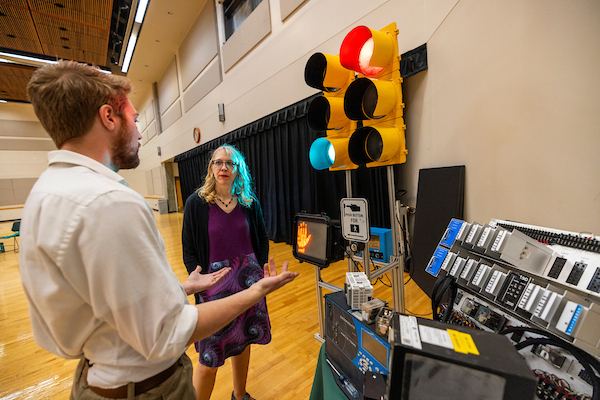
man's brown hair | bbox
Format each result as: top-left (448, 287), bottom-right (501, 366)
top-left (27, 60), bottom-right (132, 148)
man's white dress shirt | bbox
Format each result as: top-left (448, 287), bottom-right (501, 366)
top-left (20, 150), bottom-right (198, 388)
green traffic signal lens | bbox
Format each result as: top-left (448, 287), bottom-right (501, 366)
top-left (309, 138), bottom-right (335, 170)
top-left (328, 144), bottom-right (336, 164)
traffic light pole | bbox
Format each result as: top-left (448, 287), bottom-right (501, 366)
top-left (345, 167), bottom-right (406, 312)
top-left (387, 165), bottom-right (406, 313)
top-left (314, 167), bottom-right (406, 343)
top-left (314, 265), bottom-right (342, 342)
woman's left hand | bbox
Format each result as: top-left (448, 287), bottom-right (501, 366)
top-left (183, 265), bottom-right (231, 295)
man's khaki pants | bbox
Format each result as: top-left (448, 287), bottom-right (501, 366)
top-left (70, 354), bottom-right (196, 400)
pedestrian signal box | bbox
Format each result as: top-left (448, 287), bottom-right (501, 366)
top-left (292, 213), bottom-right (345, 269)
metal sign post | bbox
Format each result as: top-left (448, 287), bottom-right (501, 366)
top-left (387, 165), bottom-right (406, 313)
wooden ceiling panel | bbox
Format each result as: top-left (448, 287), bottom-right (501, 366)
top-left (0, 3), bottom-right (44, 54)
top-left (34, 12), bottom-right (109, 65)
top-left (0, 63), bottom-right (36, 102)
top-left (1, 0), bottom-right (120, 103)
top-left (0, 0), bottom-right (29, 7)
top-left (28, 0), bottom-right (114, 29)
top-left (44, 43), bottom-right (105, 65)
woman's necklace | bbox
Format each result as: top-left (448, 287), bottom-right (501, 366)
top-left (216, 195), bottom-right (234, 207)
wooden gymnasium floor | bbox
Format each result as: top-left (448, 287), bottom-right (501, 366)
top-left (0, 212), bottom-right (431, 399)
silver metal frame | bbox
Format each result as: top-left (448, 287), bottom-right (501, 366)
top-left (314, 167), bottom-right (406, 341)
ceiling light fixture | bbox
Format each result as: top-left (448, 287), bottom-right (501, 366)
top-left (121, 32), bottom-right (138, 73)
top-left (135, 0), bottom-right (149, 23)
top-left (0, 51), bottom-right (57, 65)
top-left (121, 0), bottom-right (150, 73)
top-left (0, 51), bottom-right (111, 74)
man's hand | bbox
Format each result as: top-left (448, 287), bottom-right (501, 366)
top-left (253, 257), bottom-right (299, 296)
top-left (182, 265), bottom-right (231, 295)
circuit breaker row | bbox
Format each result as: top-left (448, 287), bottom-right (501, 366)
top-left (426, 218), bottom-right (600, 358)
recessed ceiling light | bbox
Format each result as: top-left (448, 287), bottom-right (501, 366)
top-left (0, 51), bottom-right (58, 65)
top-left (135, 0), bottom-right (149, 23)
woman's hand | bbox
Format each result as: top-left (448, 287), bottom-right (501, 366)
top-left (182, 265), bottom-right (231, 295)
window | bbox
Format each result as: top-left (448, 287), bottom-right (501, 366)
top-left (223, 0), bottom-right (262, 40)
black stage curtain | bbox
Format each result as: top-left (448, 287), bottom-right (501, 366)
top-left (174, 94), bottom-right (390, 244)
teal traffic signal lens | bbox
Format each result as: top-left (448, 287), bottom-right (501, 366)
top-left (309, 138), bottom-right (335, 170)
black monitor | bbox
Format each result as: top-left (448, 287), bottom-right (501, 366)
top-left (387, 314), bottom-right (537, 400)
top-left (292, 212), bottom-right (345, 268)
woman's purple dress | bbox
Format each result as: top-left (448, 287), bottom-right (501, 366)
top-left (194, 203), bottom-right (271, 367)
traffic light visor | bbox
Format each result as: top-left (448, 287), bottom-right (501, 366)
top-left (348, 126), bottom-right (404, 165)
top-left (344, 77), bottom-right (398, 120)
top-left (340, 26), bottom-right (394, 76)
top-left (305, 53), bottom-right (352, 92)
top-left (307, 96), bottom-right (348, 131)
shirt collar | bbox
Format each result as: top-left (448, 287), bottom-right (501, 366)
top-left (47, 150), bottom-right (130, 187)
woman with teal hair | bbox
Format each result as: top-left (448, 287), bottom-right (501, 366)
top-left (182, 144), bottom-right (270, 400)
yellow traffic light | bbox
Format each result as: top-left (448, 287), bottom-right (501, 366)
top-left (341, 22), bottom-right (407, 168)
top-left (304, 22), bottom-right (407, 170)
top-left (304, 53), bottom-right (358, 171)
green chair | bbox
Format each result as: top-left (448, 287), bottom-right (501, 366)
top-left (0, 221), bottom-right (20, 253)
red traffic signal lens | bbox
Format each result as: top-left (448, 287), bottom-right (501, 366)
top-left (340, 26), bottom-right (394, 76)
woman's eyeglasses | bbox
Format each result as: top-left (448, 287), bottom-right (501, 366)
top-left (212, 160), bottom-right (236, 169)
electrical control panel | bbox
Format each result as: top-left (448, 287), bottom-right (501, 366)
top-left (426, 218), bottom-right (600, 398)
top-left (325, 291), bottom-right (390, 400)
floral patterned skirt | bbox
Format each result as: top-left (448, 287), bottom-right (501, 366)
top-left (194, 252), bottom-right (271, 367)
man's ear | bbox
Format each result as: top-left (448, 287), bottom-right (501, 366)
top-left (98, 104), bottom-right (118, 131)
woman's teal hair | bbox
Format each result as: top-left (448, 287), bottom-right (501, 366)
top-left (197, 144), bottom-right (255, 207)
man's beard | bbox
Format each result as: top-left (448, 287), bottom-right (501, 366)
top-left (111, 124), bottom-right (140, 170)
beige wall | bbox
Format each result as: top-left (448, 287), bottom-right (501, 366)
top-left (1, 0), bottom-right (599, 235)
top-left (135, 0), bottom-right (599, 234)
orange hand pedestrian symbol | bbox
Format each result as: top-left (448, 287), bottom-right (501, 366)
top-left (297, 222), bottom-right (312, 253)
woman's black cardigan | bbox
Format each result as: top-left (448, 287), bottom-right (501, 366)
top-left (182, 193), bottom-right (269, 304)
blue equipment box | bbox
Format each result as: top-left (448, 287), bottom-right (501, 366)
top-left (425, 246), bottom-right (450, 277)
top-left (440, 218), bottom-right (466, 248)
top-left (359, 227), bottom-right (393, 263)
